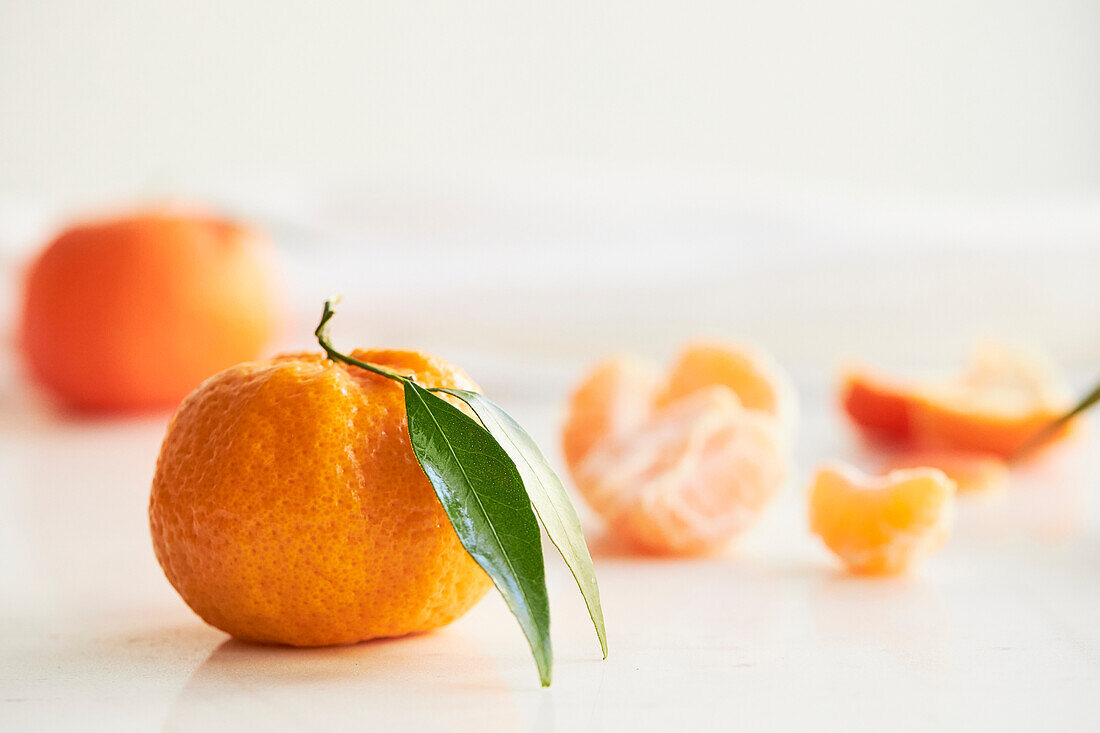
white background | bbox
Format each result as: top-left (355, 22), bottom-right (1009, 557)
top-left (3, 1), bottom-right (1100, 201)
top-left (2, 1), bottom-right (1098, 370)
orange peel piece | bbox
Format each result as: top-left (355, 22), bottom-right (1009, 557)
top-left (839, 366), bottom-right (918, 444)
top-left (840, 343), bottom-right (1077, 459)
top-left (561, 356), bottom-right (660, 471)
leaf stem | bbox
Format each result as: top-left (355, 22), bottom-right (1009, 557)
top-left (1011, 377), bottom-right (1100, 463)
top-left (314, 299), bottom-right (409, 382)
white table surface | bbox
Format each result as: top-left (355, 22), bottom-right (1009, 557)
top-left (2, 348), bottom-right (1098, 732)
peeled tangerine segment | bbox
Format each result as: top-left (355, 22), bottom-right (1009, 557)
top-left (576, 387), bottom-right (787, 555)
top-left (658, 341), bottom-right (798, 435)
top-left (809, 463), bottom-right (956, 575)
top-left (561, 356), bottom-right (661, 471)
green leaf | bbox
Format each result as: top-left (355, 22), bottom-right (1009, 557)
top-left (438, 388), bottom-right (608, 659)
top-left (403, 381), bottom-right (553, 686)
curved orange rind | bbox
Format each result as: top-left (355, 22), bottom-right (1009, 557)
top-left (838, 366), bottom-right (918, 444)
top-left (839, 343), bottom-right (1078, 460)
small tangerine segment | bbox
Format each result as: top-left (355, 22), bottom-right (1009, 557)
top-left (149, 348), bottom-right (491, 646)
top-left (561, 356), bottom-right (660, 471)
top-left (809, 463), bottom-right (956, 575)
top-left (657, 341), bottom-right (796, 430)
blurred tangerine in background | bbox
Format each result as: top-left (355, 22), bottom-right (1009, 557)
top-left (19, 208), bottom-right (280, 412)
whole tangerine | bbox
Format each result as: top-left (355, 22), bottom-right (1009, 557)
top-left (20, 209), bottom-right (278, 411)
top-left (149, 349), bottom-right (492, 646)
